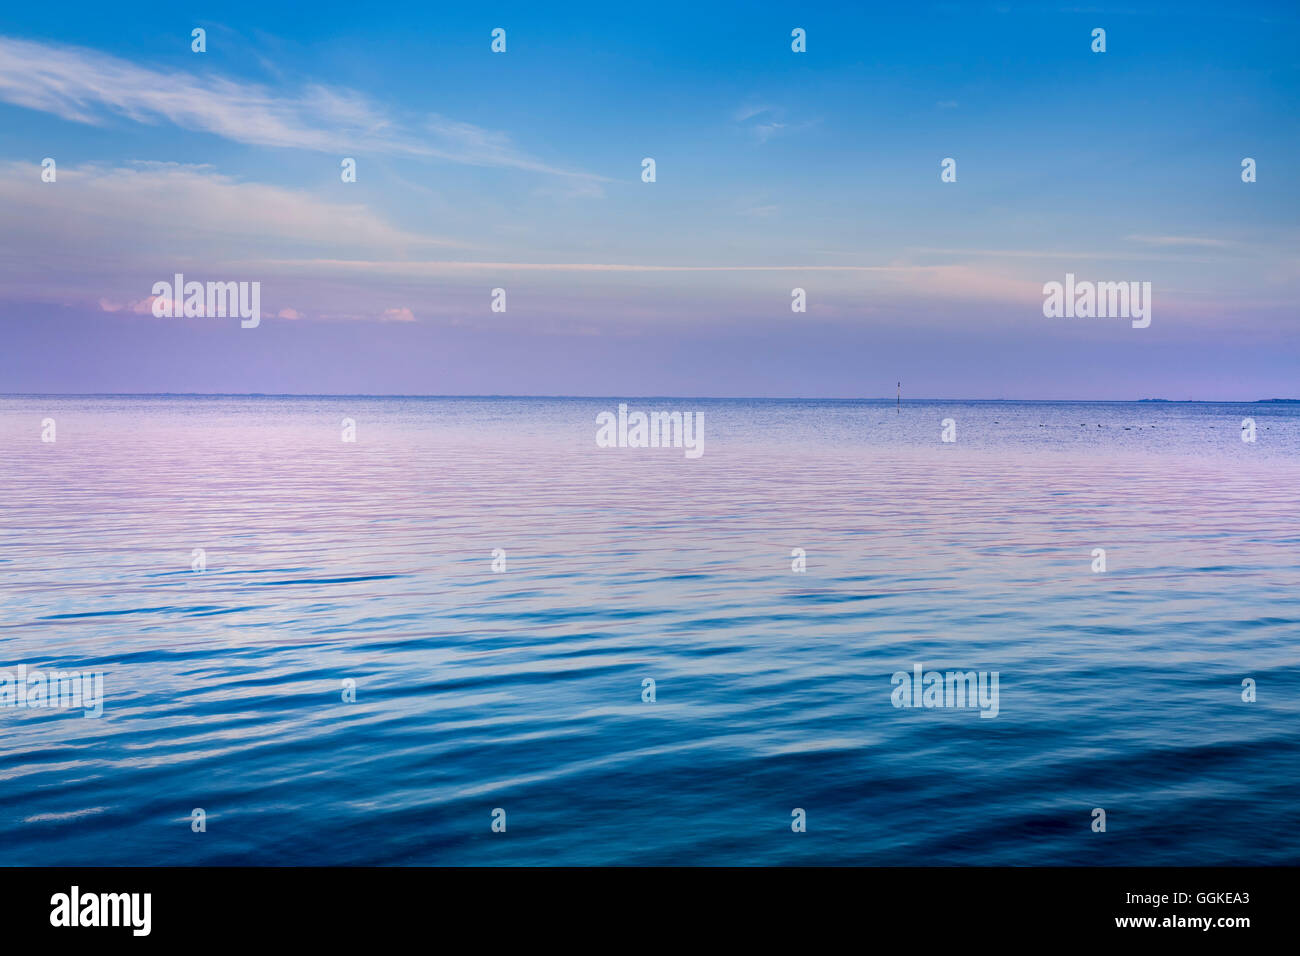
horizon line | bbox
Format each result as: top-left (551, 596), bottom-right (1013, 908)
top-left (2, 393), bottom-right (1297, 404)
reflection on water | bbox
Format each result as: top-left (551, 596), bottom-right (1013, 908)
top-left (1, 397), bottom-right (1297, 864)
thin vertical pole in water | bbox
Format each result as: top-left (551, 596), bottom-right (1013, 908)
top-left (897, 382), bottom-right (900, 414)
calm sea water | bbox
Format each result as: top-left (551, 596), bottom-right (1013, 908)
top-left (1, 396), bottom-right (1297, 865)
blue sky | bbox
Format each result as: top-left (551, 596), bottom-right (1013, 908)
top-left (0, 1), bottom-right (1296, 397)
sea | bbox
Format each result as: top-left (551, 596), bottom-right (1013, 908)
top-left (1, 396), bottom-right (1297, 865)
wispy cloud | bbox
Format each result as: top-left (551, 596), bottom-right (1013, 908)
top-left (263, 259), bottom-right (917, 273)
top-left (733, 103), bottom-right (815, 143)
top-left (733, 104), bottom-right (773, 123)
top-left (907, 245), bottom-right (1225, 262)
top-left (1124, 234), bottom-right (1234, 248)
top-left (255, 258), bottom-right (1047, 303)
top-left (0, 160), bottom-right (453, 250)
top-left (0, 36), bottom-right (605, 180)
top-left (0, 160), bottom-right (458, 307)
